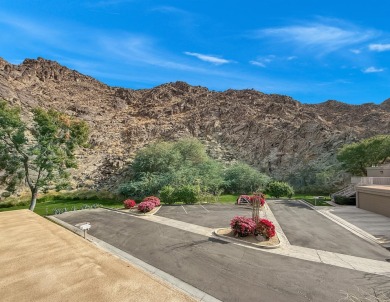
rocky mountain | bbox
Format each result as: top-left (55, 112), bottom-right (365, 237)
top-left (1, 57), bottom-right (390, 192)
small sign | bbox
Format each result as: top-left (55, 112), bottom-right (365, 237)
top-left (75, 222), bottom-right (91, 238)
top-left (79, 223), bottom-right (91, 231)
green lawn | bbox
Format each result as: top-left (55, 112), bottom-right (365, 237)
top-left (0, 194), bottom-right (240, 215)
top-left (0, 199), bottom-right (123, 216)
top-left (0, 193), bottom-right (332, 216)
top-left (212, 194), bottom-right (238, 203)
top-left (292, 194), bottom-right (331, 206)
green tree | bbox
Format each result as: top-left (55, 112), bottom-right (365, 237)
top-left (224, 162), bottom-right (270, 194)
top-left (0, 101), bottom-right (89, 211)
top-left (337, 135), bottom-right (390, 176)
top-left (124, 138), bottom-right (225, 197)
top-left (265, 181), bottom-right (294, 198)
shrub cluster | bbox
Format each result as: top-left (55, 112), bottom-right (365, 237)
top-left (256, 219), bottom-right (276, 239)
top-left (143, 196), bottom-right (161, 207)
top-left (136, 196), bottom-right (161, 213)
top-left (123, 199), bottom-right (136, 209)
top-left (265, 181), bottom-right (294, 198)
top-left (230, 216), bottom-right (257, 237)
top-left (334, 195), bottom-right (356, 205)
top-left (137, 201), bottom-right (155, 213)
top-left (230, 216), bottom-right (276, 239)
top-left (118, 138), bottom-right (270, 200)
top-left (160, 185), bottom-right (199, 204)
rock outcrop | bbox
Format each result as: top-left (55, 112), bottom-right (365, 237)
top-left (1, 57), bottom-right (390, 190)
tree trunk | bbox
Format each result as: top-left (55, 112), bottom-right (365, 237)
top-left (29, 188), bottom-right (38, 211)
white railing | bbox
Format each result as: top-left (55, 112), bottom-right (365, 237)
top-left (351, 177), bottom-right (390, 186)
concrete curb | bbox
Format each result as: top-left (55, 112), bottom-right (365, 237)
top-left (213, 228), bottom-right (281, 249)
top-left (47, 215), bottom-right (221, 302)
top-left (263, 202), bottom-right (291, 246)
top-left (100, 205), bottom-right (162, 216)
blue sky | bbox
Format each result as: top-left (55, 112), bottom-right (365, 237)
top-left (0, 0), bottom-right (389, 104)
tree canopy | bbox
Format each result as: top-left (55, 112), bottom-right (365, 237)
top-left (337, 135), bottom-right (390, 176)
top-left (0, 101), bottom-right (89, 211)
top-left (119, 138), bottom-right (270, 199)
top-left (223, 162), bottom-right (270, 194)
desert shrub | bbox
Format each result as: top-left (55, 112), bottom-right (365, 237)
top-left (256, 219), bottom-right (276, 239)
top-left (334, 195), bottom-right (356, 205)
top-left (284, 160), bottom-right (347, 195)
top-left (123, 199), bottom-right (136, 209)
top-left (143, 196), bottom-right (160, 206)
top-left (160, 186), bottom-right (176, 204)
top-left (230, 216), bottom-right (256, 237)
top-left (137, 201), bottom-right (155, 213)
top-left (172, 185), bottom-right (199, 204)
top-left (224, 162), bottom-right (270, 194)
top-left (0, 201), bottom-right (14, 208)
top-left (1, 191), bottom-right (11, 198)
top-left (265, 181), bottom-right (294, 198)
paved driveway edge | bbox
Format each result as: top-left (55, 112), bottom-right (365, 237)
top-left (47, 215), bottom-right (221, 302)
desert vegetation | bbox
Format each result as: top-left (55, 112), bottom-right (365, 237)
top-left (118, 138), bottom-right (278, 203)
top-left (337, 134), bottom-right (390, 176)
top-left (0, 101), bottom-right (89, 211)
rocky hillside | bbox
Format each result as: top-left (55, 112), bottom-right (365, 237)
top-left (1, 57), bottom-right (390, 191)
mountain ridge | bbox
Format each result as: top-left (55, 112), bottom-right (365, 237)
top-left (1, 57), bottom-right (389, 192)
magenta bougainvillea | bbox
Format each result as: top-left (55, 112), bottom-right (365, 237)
top-left (250, 194), bottom-right (265, 207)
top-left (230, 216), bottom-right (256, 237)
top-left (123, 199), bottom-right (136, 209)
top-left (142, 196), bottom-right (161, 207)
top-left (256, 219), bottom-right (276, 239)
top-left (137, 201), bottom-right (156, 213)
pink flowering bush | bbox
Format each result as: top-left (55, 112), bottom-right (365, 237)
top-left (230, 216), bottom-right (256, 237)
top-left (250, 195), bottom-right (265, 207)
top-left (142, 196), bottom-right (161, 207)
top-left (123, 199), bottom-right (136, 209)
top-left (137, 201), bottom-right (156, 213)
top-left (256, 219), bottom-right (276, 239)
top-left (236, 195), bottom-right (251, 204)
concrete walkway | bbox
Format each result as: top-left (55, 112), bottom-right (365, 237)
top-left (107, 208), bottom-right (390, 278)
top-left (316, 206), bottom-right (390, 249)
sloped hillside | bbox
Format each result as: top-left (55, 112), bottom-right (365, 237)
top-left (1, 57), bottom-right (389, 191)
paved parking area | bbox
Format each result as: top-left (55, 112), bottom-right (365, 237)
top-left (329, 206), bottom-right (390, 245)
top-left (267, 200), bottom-right (390, 260)
top-left (156, 204), bottom-right (253, 228)
top-left (55, 208), bottom-right (390, 302)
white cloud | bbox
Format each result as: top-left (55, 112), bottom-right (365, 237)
top-left (250, 60), bottom-right (266, 67)
top-left (369, 43), bottom-right (390, 52)
top-left (350, 49), bottom-right (361, 54)
top-left (287, 56), bottom-right (298, 60)
top-left (250, 55), bottom-right (275, 67)
top-left (184, 52), bottom-right (232, 65)
top-left (363, 66), bottom-right (385, 73)
top-left (257, 20), bottom-right (376, 54)
top-left (152, 6), bottom-right (188, 14)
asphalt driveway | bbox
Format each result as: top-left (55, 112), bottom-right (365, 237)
top-left (156, 204), bottom-right (252, 228)
top-left (55, 209), bottom-right (390, 302)
top-left (267, 199), bottom-right (390, 260)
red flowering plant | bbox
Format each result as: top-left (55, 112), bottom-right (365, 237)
top-left (123, 199), bottom-right (136, 209)
top-left (250, 194), bottom-right (265, 207)
top-left (143, 196), bottom-right (161, 207)
top-left (256, 219), bottom-right (276, 239)
top-left (137, 201), bottom-right (156, 213)
top-left (230, 216), bottom-right (256, 237)
top-left (236, 195), bottom-right (251, 205)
